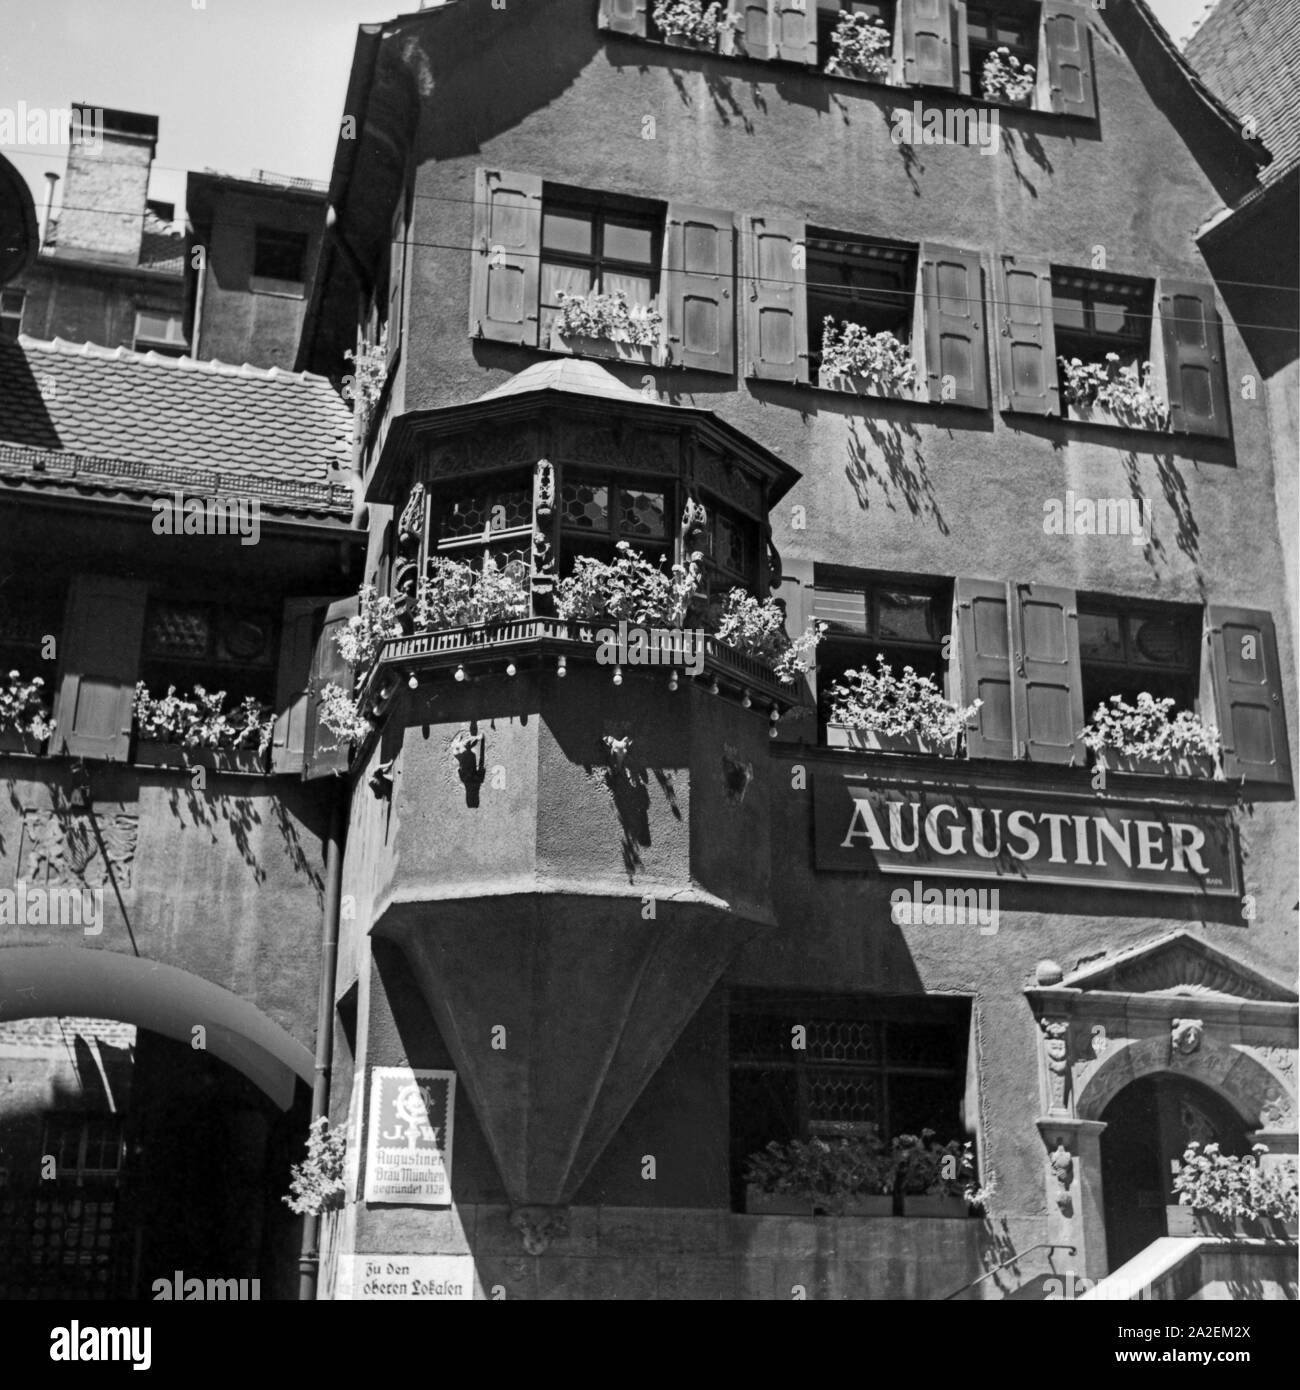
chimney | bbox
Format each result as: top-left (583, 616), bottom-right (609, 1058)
top-left (54, 105), bottom-right (158, 263)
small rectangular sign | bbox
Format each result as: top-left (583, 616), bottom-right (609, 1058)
top-left (364, 1067), bottom-right (456, 1206)
top-left (343, 1255), bottom-right (475, 1301)
top-left (814, 772), bottom-right (1239, 896)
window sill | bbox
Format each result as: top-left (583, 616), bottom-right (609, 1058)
top-left (548, 332), bottom-right (660, 367)
top-left (250, 276), bottom-right (306, 299)
top-left (1064, 401), bottom-right (1170, 434)
top-left (817, 365), bottom-right (919, 403)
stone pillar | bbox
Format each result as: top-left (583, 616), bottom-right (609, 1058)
top-left (1036, 1117), bottom-right (1108, 1282)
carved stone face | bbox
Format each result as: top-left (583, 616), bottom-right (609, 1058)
top-left (1171, 1019), bottom-right (1203, 1055)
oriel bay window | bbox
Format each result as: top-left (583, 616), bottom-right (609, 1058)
top-left (995, 256), bottom-right (1230, 437)
top-left (471, 169), bottom-right (736, 373)
top-left (559, 473), bottom-right (672, 571)
top-left (430, 474), bottom-right (534, 583)
top-left (745, 217), bottom-right (988, 406)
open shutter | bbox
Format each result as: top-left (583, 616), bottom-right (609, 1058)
top-left (774, 0), bottom-right (818, 64)
top-left (953, 578), bottom-right (1015, 760)
top-left (598, 0), bottom-right (648, 36)
top-left (954, 0), bottom-right (971, 95)
top-left (52, 576), bottom-right (146, 762)
top-left (742, 214), bottom-right (808, 383)
top-left (469, 168), bottom-right (541, 346)
top-left (664, 204), bottom-right (735, 374)
top-left (921, 242), bottom-right (988, 408)
top-left (731, 0), bottom-right (776, 61)
top-left (1159, 279), bottom-right (1229, 439)
top-left (1010, 582), bottom-right (1084, 764)
top-left (994, 254), bottom-right (1060, 416)
top-left (386, 196), bottom-right (406, 364)
top-left (1205, 607), bottom-right (1292, 785)
top-left (272, 598), bottom-right (333, 776)
top-left (900, 0), bottom-right (956, 89)
top-left (303, 596), bottom-right (360, 781)
top-left (1043, 1), bottom-right (1095, 118)
top-left (774, 555), bottom-right (817, 742)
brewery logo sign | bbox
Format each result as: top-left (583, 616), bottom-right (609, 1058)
top-left (364, 1067), bottom-right (456, 1206)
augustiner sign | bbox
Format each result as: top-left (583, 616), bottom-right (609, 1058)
top-left (814, 773), bottom-right (1239, 895)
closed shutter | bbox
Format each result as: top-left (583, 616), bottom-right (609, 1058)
top-left (812, 587), bottom-right (868, 634)
top-left (953, 578), bottom-right (1015, 760)
top-left (386, 195), bottom-right (406, 364)
top-left (742, 214), bottom-right (808, 383)
top-left (900, 0), bottom-right (956, 89)
top-left (303, 596), bottom-right (361, 781)
top-left (731, 0), bottom-right (776, 61)
top-left (774, 0), bottom-right (818, 64)
top-left (1043, 1), bottom-right (1095, 118)
top-left (598, 0), bottom-right (648, 36)
top-left (994, 254), bottom-right (1060, 416)
top-left (52, 576), bottom-right (147, 762)
top-left (1159, 279), bottom-right (1229, 439)
top-left (1011, 582), bottom-right (1084, 764)
top-left (921, 242), bottom-right (989, 408)
top-left (1205, 607), bottom-right (1292, 785)
top-left (664, 204), bottom-right (736, 373)
top-left (469, 168), bottom-right (542, 346)
top-left (272, 598), bottom-right (332, 776)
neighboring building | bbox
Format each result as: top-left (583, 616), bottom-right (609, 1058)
top-left (185, 170), bottom-right (328, 370)
top-left (0, 150), bottom-right (38, 287)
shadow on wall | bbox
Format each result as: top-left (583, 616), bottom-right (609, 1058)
top-left (845, 415), bottom-right (949, 534)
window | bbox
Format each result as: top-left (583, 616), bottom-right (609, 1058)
top-left (1, 289), bottom-right (24, 341)
top-left (817, 0), bottom-right (896, 71)
top-left (814, 571), bottom-right (951, 731)
top-left (0, 578), bottom-right (65, 680)
top-left (967, 0), bottom-right (1039, 87)
top-left (252, 227), bottom-right (308, 293)
top-left (1052, 268), bottom-right (1153, 401)
top-left (1078, 601), bottom-right (1201, 716)
top-left (807, 232), bottom-right (917, 374)
top-left (559, 471), bottom-right (672, 573)
top-left (132, 310), bottom-right (187, 357)
top-left (41, 1116), bottom-right (124, 1183)
top-left (139, 598), bottom-right (277, 706)
top-left (729, 991), bottom-right (971, 1209)
top-left (539, 195), bottom-right (662, 349)
top-left (430, 474), bottom-right (534, 585)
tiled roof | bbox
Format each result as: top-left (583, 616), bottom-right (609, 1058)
top-left (0, 336), bottom-right (355, 517)
top-left (1185, 0), bottom-right (1300, 184)
top-left (474, 358), bottom-right (680, 405)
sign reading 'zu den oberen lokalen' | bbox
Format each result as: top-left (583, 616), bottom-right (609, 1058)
top-left (814, 773), bottom-right (1239, 895)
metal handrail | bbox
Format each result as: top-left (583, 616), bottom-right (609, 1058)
top-left (940, 1242), bottom-right (1078, 1300)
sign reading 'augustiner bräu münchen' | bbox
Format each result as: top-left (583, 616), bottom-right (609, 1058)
top-left (814, 774), bottom-right (1240, 896)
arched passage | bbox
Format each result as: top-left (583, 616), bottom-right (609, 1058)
top-left (0, 947), bottom-right (313, 1109)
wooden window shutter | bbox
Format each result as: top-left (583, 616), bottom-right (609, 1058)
top-left (953, 578), bottom-right (1016, 760)
top-left (272, 597), bottom-right (333, 776)
top-left (1158, 279), bottom-right (1230, 439)
top-left (994, 254), bottom-right (1060, 416)
top-left (1205, 607), bottom-right (1292, 785)
top-left (773, 555), bottom-right (818, 742)
top-left (742, 214), bottom-right (808, 383)
top-left (598, 0), bottom-right (648, 37)
top-left (52, 576), bottom-right (147, 762)
top-left (774, 0), bottom-right (818, 64)
top-left (954, 0), bottom-right (971, 95)
top-left (731, 0), bottom-right (777, 61)
top-left (303, 595), bottom-right (361, 781)
top-left (900, 0), bottom-right (956, 89)
top-left (664, 204), bottom-right (736, 373)
top-left (469, 168), bottom-right (542, 346)
top-left (921, 242), bottom-right (989, 408)
top-left (386, 195), bottom-right (406, 364)
top-left (1010, 582), bottom-right (1084, 764)
top-left (1043, 1), bottom-right (1095, 118)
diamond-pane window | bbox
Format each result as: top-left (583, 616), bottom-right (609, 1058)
top-left (145, 604), bottom-right (210, 660)
top-left (562, 479), bottom-right (609, 531)
top-left (619, 488), bottom-right (666, 539)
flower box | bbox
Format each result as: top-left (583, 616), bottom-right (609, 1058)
top-left (826, 725), bottom-right (956, 756)
top-left (744, 1186), bottom-right (813, 1217)
top-left (828, 1194), bottom-right (894, 1218)
top-left (134, 738), bottom-right (268, 774)
top-left (1066, 400), bottom-right (1163, 431)
top-left (1096, 750), bottom-right (1218, 779)
top-left (0, 727), bottom-right (45, 756)
top-left (902, 1193), bottom-right (968, 1218)
top-left (1167, 1206), bottom-right (1296, 1240)
top-left (817, 364), bottom-right (916, 401)
top-left (661, 32), bottom-right (717, 51)
top-left (554, 333), bottom-right (657, 365)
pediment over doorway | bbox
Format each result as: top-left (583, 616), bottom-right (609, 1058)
top-left (1059, 931), bottom-right (1297, 1004)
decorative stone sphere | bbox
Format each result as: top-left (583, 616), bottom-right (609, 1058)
top-left (1036, 959), bottom-right (1065, 986)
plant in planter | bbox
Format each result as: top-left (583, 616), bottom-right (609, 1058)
top-left (133, 683), bottom-right (275, 759)
top-left (825, 654), bottom-right (981, 752)
top-left (555, 541), bottom-right (699, 627)
top-left (317, 683), bottom-right (372, 747)
top-left (343, 325), bottom-right (389, 411)
top-left (1058, 354), bottom-right (1170, 431)
top-left (1081, 692), bottom-right (1220, 775)
top-left (1171, 1142), bottom-right (1299, 1235)
top-left (980, 46), bottom-right (1035, 103)
top-left (742, 1129), bottom-right (895, 1216)
top-left (554, 289), bottom-right (663, 348)
top-left (0, 670), bottom-right (55, 749)
top-left (893, 1130), bottom-right (979, 1214)
top-left (335, 584), bottom-right (403, 672)
top-left (824, 12), bottom-right (892, 80)
top-left (710, 588), bottom-right (825, 687)
top-left (283, 1116), bottom-right (348, 1217)
top-left (820, 318), bottom-right (918, 395)
top-left (414, 556), bottom-right (530, 631)
top-left (652, 0), bottom-right (734, 47)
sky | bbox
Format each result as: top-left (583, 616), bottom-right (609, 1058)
top-left (0, 0), bottom-right (1220, 226)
